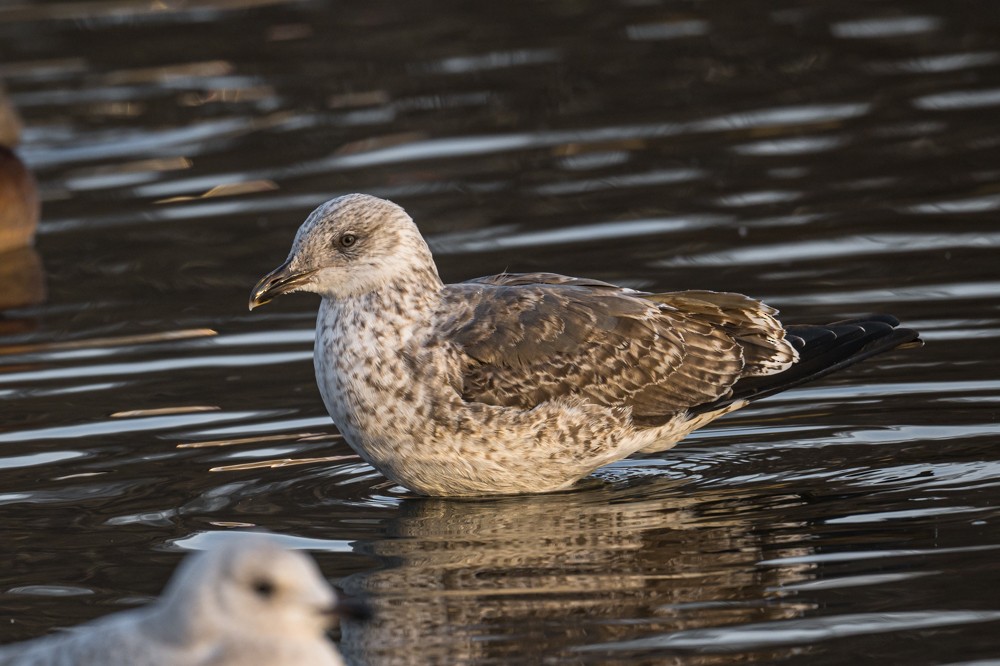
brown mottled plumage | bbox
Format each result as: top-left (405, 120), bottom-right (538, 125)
top-left (443, 276), bottom-right (763, 427)
top-left (250, 194), bottom-right (921, 496)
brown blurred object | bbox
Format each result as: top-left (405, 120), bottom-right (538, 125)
top-left (0, 83), bottom-right (22, 147)
top-left (0, 83), bottom-right (45, 315)
top-left (0, 246), bottom-right (45, 313)
top-left (0, 85), bottom-right (39, 252)
top-left (0, 146), bottom-right (39, 252)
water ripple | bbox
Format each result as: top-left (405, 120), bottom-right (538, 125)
top-left (831, 16), bottom-right (943, 39)
top-left (657, 233), bottom-right (1000, 267)
top-left (581, 611), bottom-right (1000, 652)
top-left (914, 87), bottom-right (1000, 110)
top-left (431, 214), bottom-right (731, 253)
top-left (0, 351), bottom-right (311, 384)
top-left (0, 410), bottom-right (267, 443)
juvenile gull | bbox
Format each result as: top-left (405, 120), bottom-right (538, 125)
top-left (0, 533), bottom-right (367, 666)
top-left (250, 194), bottom-right (921, 496)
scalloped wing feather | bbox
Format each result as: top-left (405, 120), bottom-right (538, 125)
top-left (438, 275), bottom-right (796, 426)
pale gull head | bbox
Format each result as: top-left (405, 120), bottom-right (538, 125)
top-left (0, 532), bottom-right (369, 666)
top-left (160, 533), bottom-right (358, 643)
top-left (250, 193), bottom-right (439, 307)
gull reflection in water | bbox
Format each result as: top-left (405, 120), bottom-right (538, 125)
top-left (340, 477), bottom-right (813, 665)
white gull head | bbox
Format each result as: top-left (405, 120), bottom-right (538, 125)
top-left (159, 533), bottom-right (344, 643)
top-left (0, 532), bottom-right (370, 666)
top-left (250, 194), bottom-right (440, 307)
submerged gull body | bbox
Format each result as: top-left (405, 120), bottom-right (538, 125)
top-left (250, 194), bottom-right (920, 496)
top-left (0, 533), bottom-right (364, 666)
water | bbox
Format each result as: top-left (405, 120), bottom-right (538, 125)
top-left (2, 0), bottom-right (999, 663)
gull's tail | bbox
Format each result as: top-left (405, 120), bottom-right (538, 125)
top-left (690, 314), bottom-right (922, 416)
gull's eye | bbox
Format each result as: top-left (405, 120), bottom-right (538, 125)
top-left (252, 578), bottom-right (276, 600)
top-left (339, 233), bottom-right (357, 248)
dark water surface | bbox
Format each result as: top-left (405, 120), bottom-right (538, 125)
top-left (2, 0), bottom-right (1000, 663)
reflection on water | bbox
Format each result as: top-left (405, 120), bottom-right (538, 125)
top-left (341, 481), bottom-right (811, 665)
top-left (2, 0), bottom-right (1000, 663)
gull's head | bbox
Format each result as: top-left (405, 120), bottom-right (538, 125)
top-left (162, 533), bottom-right (370, 642)
top-left (249, 193), bottom-right (439, 309)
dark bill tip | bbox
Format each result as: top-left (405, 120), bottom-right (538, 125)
top-left (248, 261), bottom-right (316, 311)
top-left (326, 590), bottom-right (372, 622)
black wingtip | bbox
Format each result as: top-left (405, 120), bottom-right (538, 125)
top-left (691, 315), bottom-right (921, 414)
